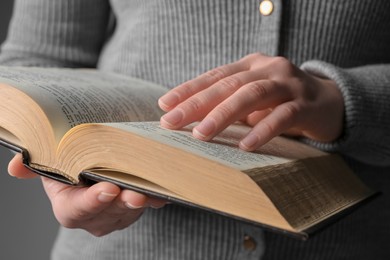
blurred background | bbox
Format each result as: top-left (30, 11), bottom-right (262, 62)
top-left (0, 0), bottom-right (59, 259)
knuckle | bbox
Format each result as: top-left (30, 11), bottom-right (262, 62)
top-left (261, 120), bottom-right (276, 137)
top-left (246, 81), bottom-right (270, 100)
top-left (183, 97), bottom-right (204, 113)
top-left (217, 76), bottom-right (242, 92)
top-left (214, 103), bottom-right (235, 119)
top-left (115, 219), bottom-right (134, 231)
top-left (204, 67), bottom-right (227, 81)
top-left (242, 53), bottom-right (266, 68)
top-left (89, 229), bottom-right (109, 237)
top-left (270, 56), bottom-right (296, 75)
top-left (71, 207), bottom-right (90, 220)
top-left (245, 52), bottom-right (265, 60)
top-left (272, 56), bottom-right (291, 67)
top-left (178, 82), bottom-right (197, 96)
top-left (282, 102), bottom-right (301, 119)
top-left (53, 203), bottom-right (92, 227)
top-left (104, 210), bottom-right (125, 219)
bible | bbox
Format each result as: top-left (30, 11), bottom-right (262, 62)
top-left (0, 66), bottom-right (376, 239)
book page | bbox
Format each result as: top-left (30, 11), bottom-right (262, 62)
top-left (0, 67), bottom-right (166, 142)
top-left (103, 121), bottom-right (300, 170)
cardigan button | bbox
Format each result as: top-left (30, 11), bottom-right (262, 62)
top-left (259, 0), bottom-right (274, 16)
top-left (243, 235), bottom-right (257, 251)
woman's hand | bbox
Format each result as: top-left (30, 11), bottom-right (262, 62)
top-left (8, 154), bottom-right (166, 237)
top-left (159, 53), bottom-right (344, 151)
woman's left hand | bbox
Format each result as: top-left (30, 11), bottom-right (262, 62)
top-left (159, 53), bottom-right (344, 151)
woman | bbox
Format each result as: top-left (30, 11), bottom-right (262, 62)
top-left (3, 0), bottom-right (390, 259)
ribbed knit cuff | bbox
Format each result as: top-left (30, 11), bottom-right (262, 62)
top-left (300, 60), bottom-right (390, 166)
top-left (299, 60), bottom-right (356, 151)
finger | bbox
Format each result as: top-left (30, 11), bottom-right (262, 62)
top-left (82, 190), bottom-right (149, 236)
top-left (283, 127), bottom-right (304, 137)
top-left (99, 190), bottom-right (148, 219)
top-left (158, 61), bottom-right (249, 111)
top-left (243, 109), bottom-right (272, 126)
top-left (115, 189), bottom-right (148, 211)
top-left (72, 181), bottom-right (122, 217)
top-left (239, 101), bottom-right (301, 151)
top-left (192, 80), bottom-right (291, 141)
top-left (45, 180), bottom-right (121, 227)
top-left (146, 197), bottom-right (168, 209)
top-left (88, 210), bottom-right (145, 237)
top-left (105, 190), bottom-right (163, 215)
top-left (160, 71), bottom-right (260, 129)
top-left (8, 153), bottom-right (37, 179)
top-left (86, 204), bottom-right (145, 237)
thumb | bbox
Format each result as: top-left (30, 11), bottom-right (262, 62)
top-left (8, 153), bottom-right (37, 179)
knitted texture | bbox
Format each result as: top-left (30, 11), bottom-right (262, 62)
top-left (1, 0), bottom-right (390, 259)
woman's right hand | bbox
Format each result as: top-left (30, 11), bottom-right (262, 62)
top-left (8, 154), bottom-right (166, 237)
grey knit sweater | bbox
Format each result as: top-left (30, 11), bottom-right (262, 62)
top-left (1, 0), bottom-right (390, 259)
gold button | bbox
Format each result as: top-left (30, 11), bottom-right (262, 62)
top-left (243, 235), bottom-right (256, 251)
top-left (259, 0), bottom-right (274, 16)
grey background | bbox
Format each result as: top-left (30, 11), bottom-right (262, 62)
top-left (0, 0), bottom-right (59, 259)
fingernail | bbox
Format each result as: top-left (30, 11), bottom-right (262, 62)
top-left (159, 93), bottom-right (179, 110)
top-left (98, 192), bottom-right (117, 203)
top-left (150, 204), bottom-right (165, 209)
top-left (161, 109), bottom-right (184, 127)
top-left (193, 118), bottom-right (216, 139)
top-left (240, 133), bottom-right (259, 150)
top-left (125, 202), bottom-right (143, 209)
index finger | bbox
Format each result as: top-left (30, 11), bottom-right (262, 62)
top-left (158, 61), bottom-right (248, 111)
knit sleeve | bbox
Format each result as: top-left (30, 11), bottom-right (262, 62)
top-left (300, 61), bottom-right (390, 167)
top-left (0, 0), bottom-right (111, 68)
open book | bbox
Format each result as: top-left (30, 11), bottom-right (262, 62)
top-left (0, 66), bottom-right (376, 239)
